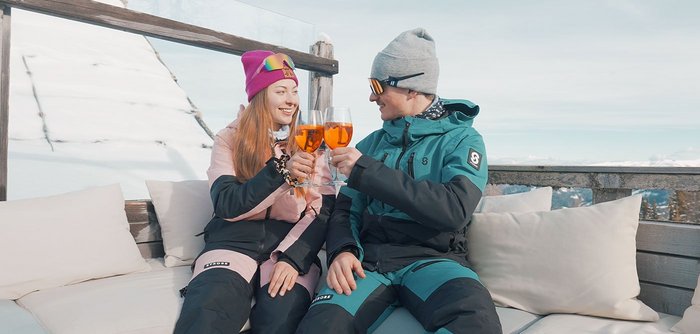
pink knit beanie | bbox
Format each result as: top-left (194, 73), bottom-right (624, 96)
top-left (242, 50), bottom-right (298, 102)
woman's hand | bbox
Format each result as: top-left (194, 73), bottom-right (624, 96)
top-left (268, 261), bottom-right (299, 297)
top-left (287, 151), bottom-right (315, 180)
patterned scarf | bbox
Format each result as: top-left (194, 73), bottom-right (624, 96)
top-left (271, 125), bottom-right (290, 142)
top-left (414, 96), bottom-right (448, 120)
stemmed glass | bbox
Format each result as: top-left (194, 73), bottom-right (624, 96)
top-left (293, 109), bottom-right (324, 187)
top-left (323, 106), bottom-right (353, 185)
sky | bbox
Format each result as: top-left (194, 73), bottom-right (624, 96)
top-left (231, 0), bottom-right (700, 165)
top-left (5, 0), bottom-right (700, 200)
top-left (125, 0), bottom-right (700, 165)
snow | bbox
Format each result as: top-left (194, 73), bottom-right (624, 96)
top-left (8, 3), bottom-right (211, 200)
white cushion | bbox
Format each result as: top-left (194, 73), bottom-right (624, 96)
top-left (146, 180), bottom-right (212, 267)
top-left (0, 184), bottom-right (149, 299)
top-left (521, 313), bottom-right (681, 334)
top-left (672, 275), bottom-right (700, 333)
top-left (0, 300), bottom-right (47, 334)
top-left (476, 186), bottom-right (553, 213)
top-left (373, 306), bottom-right (541, 334)
top-left (17, 259), bottom-right (190, 334)
top-left (468, 195), bottom-right (659, 321)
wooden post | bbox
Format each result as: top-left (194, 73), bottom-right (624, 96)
top-left (0, 5), bottom-right (10, 201)
top-left (309, 40), bottom-right (334, 113)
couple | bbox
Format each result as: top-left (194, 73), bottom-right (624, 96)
top-left (174, 28), bottom-right (502, 334)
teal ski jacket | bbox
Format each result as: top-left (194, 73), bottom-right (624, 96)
top-left (327, 98), bottom-right (488, 273)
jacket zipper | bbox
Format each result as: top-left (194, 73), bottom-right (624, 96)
top-left (394, 122), bottom-right (411, 169)
top-left (258, 220), bottom-right (266, 254)
top-left (407, 152), bottom-right (415, 178)
top-left (380, 152), bottom-right (389, 163)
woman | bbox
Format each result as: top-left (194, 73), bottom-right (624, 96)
top-left (174, 50), bottom-right (335, 334)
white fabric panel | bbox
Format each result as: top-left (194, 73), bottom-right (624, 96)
top-left (522, 313), bottom-right (681, 334)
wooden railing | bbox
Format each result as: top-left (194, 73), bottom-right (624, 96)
top-left (0, 0), bottom-right (337, 200)
top-left (490, 165), bottom-right (700, 206)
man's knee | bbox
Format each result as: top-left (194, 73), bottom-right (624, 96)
top-left (251, 283), bottom-right (311, 334)
top-left (404, 277), bottom-right (502, 334)
top-left (296, 302), bottom-right (355, 334)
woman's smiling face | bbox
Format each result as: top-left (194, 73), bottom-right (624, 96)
top-left (266, 79), bottom-right (299, 130)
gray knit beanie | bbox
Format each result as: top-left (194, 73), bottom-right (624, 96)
top-left (371, 27), bottom-right (439, 95)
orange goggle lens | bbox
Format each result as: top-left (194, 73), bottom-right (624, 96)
top-left (369, 78), bottom-right (384, 95)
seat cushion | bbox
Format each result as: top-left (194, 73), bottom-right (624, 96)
top-left (476, 186), bottom-right (552, 213)
top-left (0, 184), bottom-right (149, 299)
top-left (672, 274), bottom-right (700, 333)
top-left (373, 306), bottom-right (541, 334)
top-left (16, 259), bottom-right (189, 334)
top-left (521, 313), bottom-right (681, 334)
top-left (468, 195), bottom-right (659, 321)
top-left (0, 300), bottom-right (47, 334)
top-left (145, 180), bottom-right (212, 267)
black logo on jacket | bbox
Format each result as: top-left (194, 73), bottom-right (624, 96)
top-left (467, 148), bottom-right (482, 170)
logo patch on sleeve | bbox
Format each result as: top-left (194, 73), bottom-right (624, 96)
top-left (203, 261), bottom-right (230, 269)
top-left (467, 148), bottom-right (482, 170)
top-left (311, 294), bottom-right (333, 304)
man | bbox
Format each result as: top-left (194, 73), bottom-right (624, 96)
top-left (297, 28), bottom-right (502, 333)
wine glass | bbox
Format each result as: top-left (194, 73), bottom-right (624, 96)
top-left (293, 109), bottom-right (324, 187)
top-left (323, 106), bottom-right (353, 185)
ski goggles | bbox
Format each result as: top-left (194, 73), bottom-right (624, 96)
top-left (368, 72), bottom-right (424, 95)
top-left (252, 53), bottom-right (296, 76)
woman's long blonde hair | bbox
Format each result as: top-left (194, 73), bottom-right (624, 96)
top-left (231, 88), bottom-right (299, 183)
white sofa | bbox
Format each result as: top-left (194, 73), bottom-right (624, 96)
top-left (1, 183), bottom-right (698, 334)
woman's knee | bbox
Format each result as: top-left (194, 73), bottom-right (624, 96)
top-left (175, 268), bottom-right (254, 334)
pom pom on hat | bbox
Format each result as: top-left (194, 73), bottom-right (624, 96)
top-left (370, 28), bottom-right (439, 95)
top-left (242, 50), bottom-right (298, 102)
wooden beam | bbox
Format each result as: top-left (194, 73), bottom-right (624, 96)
top-left (126, 200), bottom-right (161, 243)
top-left (637, 252), bottom-right (700, 290)
top-left (490, 165), bottom-right (700, 175)
top-left (639, 282), bottom-right (693, 317)
top-left (0, 5), bottom-right (10, 201)
top-left (637, 221), bottom-right (700, 258)
top-left (0, 0), bottom-right (338, 75)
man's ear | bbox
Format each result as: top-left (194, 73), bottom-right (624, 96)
top-left (406, 89), bottom-right (419, 100)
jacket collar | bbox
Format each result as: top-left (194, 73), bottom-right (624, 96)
top-left (382, 98), bottom-right (479, 145)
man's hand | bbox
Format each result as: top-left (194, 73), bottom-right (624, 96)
top-left (268, 261), bottom-right (299, 297)
top-left (330, 147), bottom-right (362, 177)
top-left (327, 251), bottom-right (366, 295)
